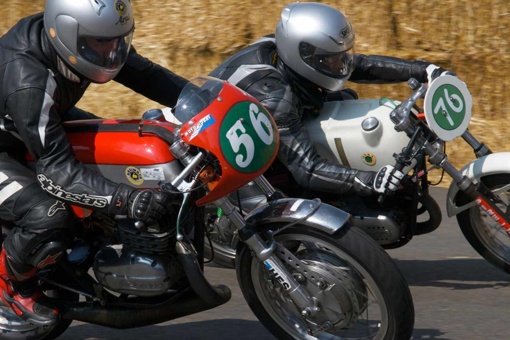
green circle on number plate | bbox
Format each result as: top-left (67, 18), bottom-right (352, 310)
top-left (220, 101), bottom-right (278, 173)
top-left (430, 84), bottom-right (466, 130)
top-left (423, 75), bottom-right (472, 141)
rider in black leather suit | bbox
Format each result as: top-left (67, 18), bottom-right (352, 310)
top-left (210, 2), bottom-right (450, 197)
top-left (0, 1), bottom-right (187, 326)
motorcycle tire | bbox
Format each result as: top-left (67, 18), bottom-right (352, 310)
top-left (456, 173), bottom-right (510, 274)
top-left (236, 223), bottom-right (414, 339)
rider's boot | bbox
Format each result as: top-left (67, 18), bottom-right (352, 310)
top-left (0, 248), bottom-right (59, 326)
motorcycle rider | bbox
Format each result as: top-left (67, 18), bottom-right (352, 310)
top-left (210, 2), bottom-right (452, 197)
top-left (0, 0), bottom-right (187, 326)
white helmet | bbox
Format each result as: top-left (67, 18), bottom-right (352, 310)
top-left (44, 0), bottom-right (135, 83)
top-left (275, 2), bottom-right (355, 91)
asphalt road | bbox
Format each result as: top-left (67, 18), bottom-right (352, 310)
top-left (58, 187), bottom-right (510, 339)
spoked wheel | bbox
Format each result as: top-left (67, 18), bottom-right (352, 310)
top-left (457, 174), bottom-right (510, 273)
top-left (236, 223), bottom-right (414, 339)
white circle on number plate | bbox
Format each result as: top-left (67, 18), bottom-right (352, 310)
top-left (423, 75), bottom-right (472, 141)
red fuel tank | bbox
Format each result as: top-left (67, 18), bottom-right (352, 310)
top-left (63, 119), bottom-right (182, 189)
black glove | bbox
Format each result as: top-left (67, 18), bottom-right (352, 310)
top-left (426, 64), bottom-right (456, 84)
top-left (128, 189), bottom-right (171, 224)
top-left (353, 165), bottom-right (405, 196)
top-left (109, 184), bottom-right (171, 225)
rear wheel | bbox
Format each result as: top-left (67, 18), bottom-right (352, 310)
top-left (457, 174), bottom-right (510, 273)
top-left (236, 223), bottom-right (414, 339)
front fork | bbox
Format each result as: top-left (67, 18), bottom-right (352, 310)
top-left (214, 177), bottom-right (320, 317)
top-left (428, 132), bottom-right (510, 231)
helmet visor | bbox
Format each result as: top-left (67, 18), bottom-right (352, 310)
top-left (299, 42), bottom-right (354, 78)
top-left (77, 30), bottom-right (134, 69)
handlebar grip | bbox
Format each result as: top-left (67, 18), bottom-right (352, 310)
top-left (377, 153), bottom-right (407, 204)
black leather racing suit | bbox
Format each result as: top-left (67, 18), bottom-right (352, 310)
top-left (209, 36), bottom-right (435, 196)
top-left (0, 13), bottom-right (188, 274)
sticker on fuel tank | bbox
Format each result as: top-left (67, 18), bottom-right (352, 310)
top-left (141, 167), bottom-right (165, 181)
top-left (126, 166), bottom-right (144, 186)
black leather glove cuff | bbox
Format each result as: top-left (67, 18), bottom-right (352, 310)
top-left (353, 170), bottom-right (376, 196)
top-left (109, 184), bottom-right (134, 219)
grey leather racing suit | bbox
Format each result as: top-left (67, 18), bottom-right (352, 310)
top-left (209, 36), bottom-right (435, 196)
top-left (0, 13), bottom-right (188, 269)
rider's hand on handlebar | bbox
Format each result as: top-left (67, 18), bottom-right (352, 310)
top-left (426, 64), bottom-right (456, 84)
top-left (128, 189), bottom-right (171, 225)
top-left (372, 165), bottom-right (405, 195)
top-left (354, 166), bottom-right (404, 196)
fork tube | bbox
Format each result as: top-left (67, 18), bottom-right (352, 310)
top-left (170, 151), bottom-right (206, 188)
top-left (424, 141), bottom-right (510, 231)
top-left (253, 176), bottom-right (277, 197)
top-left (214, 196), bottom-right (318, 313)
top-left (461, 130), bottom-right (492, 157)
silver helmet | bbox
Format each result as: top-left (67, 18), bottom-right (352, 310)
top-left (275, 2), bottom-right (355, 91)
top-left (44, 0), bottom-right (135, 83)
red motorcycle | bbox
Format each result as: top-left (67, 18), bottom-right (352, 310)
top-left (0, 77), bottom-right (414, 339)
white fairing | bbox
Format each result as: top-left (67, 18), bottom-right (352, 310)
top-left (446, 152), bottom-right (510, 217)
top-left (302, 99), bottom-right (411, 171)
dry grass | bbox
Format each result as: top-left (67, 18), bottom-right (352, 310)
top-left (3, 0), bottom-right (510, 186)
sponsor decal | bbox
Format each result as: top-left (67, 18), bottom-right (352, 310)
top-left (37, 252), bottom-right (62, 269)
top-left (37, 174), bottom-right (110, 208)
top-left (183, 114), bottom-right (216, 141)
top-left (115, 0), bottom-right (127, 15)
top-left (362, 152), bottom-right (377, 166)
top-left (115, 0), bottom-right (131, 25)
top-left (126, 166), bottom-right (144, 186)
top-left (48, 200), bottom-right (67, 217)
top-left (264, 259), bottom-right (291, 290)
top-left (475, 197), bottom-right (510, 231)
top-left (340, 25), bottom-right (352, 38)
top-left (141, 167), bottom-right (165, 181)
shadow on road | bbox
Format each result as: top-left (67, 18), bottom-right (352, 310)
top-left (411, 328), bottom-right (450, 339)
top-left (395, 258), bottom-right (510, 289)
top-left (61, 319), bottom-right (275, 340)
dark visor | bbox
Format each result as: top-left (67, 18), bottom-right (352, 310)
top-left (299, 42), bottom-right (354, 78)
top-left (78, 30), bottom-right (133, 69)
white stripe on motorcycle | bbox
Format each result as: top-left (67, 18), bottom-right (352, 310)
top-left (290, 199), bottom-right (305, 212)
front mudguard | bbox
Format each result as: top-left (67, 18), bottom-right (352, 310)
top-left (236, 197), bottom-right (350, 256)
top-left (446, 152), bottom-right (510, 217)
top-left (244, 198), bottom-right (350, 234)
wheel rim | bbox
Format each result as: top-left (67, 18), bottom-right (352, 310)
top-left (469, 182), bottom-right (510, 264)
top-left (250, 233), bottom-right (389, 339)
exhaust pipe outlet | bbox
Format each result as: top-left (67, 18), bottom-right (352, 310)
top-left (60, 285), bottom-right (231, 329)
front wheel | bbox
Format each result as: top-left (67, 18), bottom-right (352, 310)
top-left (456, 174), bottom-right (510, 273)
top-left (236, 223), bottom-right (414, 339)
